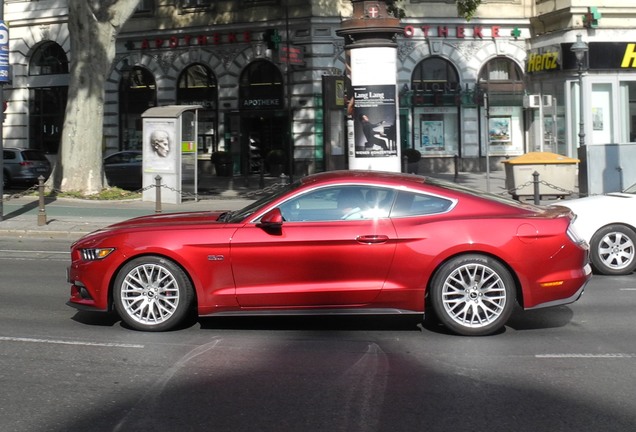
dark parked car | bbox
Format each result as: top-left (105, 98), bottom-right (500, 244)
top-left (68, 170), bottom-right (591, 336)
top-left (2, 147), bottom-right (52, 189)
top-left (104, 150), bottom-right (143, 190)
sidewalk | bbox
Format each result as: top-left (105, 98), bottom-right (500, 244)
top-left (0, 171), bottom-right (561, 240)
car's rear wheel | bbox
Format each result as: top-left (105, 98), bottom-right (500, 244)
top-left (430, 254), bottom-right (515, 336)
top-left (113, 256), bottom-right (194, 331)
top-left (590, 225), bottom-right (636, 275)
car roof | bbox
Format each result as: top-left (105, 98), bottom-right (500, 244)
top-left (299, 170), bottom-right (427, 188)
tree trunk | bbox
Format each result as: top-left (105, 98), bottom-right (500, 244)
top-left (52, 0), bottom-right (138, 194)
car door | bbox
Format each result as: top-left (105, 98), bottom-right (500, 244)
top-left (230, 185), bottom-right (398, 308)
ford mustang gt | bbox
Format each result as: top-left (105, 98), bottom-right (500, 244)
top-left (67, 170), bottom-right (591, 336)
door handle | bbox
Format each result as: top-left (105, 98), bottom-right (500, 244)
top-left (356, 235), bottom-right (389, 244)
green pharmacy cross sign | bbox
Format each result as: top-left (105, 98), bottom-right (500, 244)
top-left (264, 29), bottom-right (282, 51)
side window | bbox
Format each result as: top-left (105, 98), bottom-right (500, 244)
top-left (278, 186), bottom-right (395, 222)
top-left (4, 151), bottom-right (15, 160)
top-left (390, 191), bottom-right (453, 217)
top-left (106, 154), bottom-right (124, 164)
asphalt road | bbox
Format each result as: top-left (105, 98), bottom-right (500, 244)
top-left (1, 237), bottom-right (636, 432)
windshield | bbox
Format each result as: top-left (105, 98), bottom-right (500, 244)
top-left (223, 182), bottom-right (301, 223)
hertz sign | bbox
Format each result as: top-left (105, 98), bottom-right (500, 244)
top-left (527, 42), bottom-right (636, 73)
top-left (526, 46), bottom-right (561, 74)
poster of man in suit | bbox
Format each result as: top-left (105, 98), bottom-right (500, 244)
top-left (352, 84), bottom-right (397, 158)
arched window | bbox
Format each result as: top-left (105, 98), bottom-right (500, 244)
top-left (411, 57), bottom-right (459, 91)
top-left (478, 57), bottom-right (524, 93)
top-left (179, 63), bottom-right (217, 90)
top-left (239, 60), bottom-right (284, 106)
top-left (29, 42), bottom-right (69, 76)
top-left (177, 64), bottom-right (218, 153)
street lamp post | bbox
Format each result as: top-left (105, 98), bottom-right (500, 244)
top-left (571, 34), bottom-right (589, 148)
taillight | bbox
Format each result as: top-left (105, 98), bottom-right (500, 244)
top-left (19, 161), bottom-right (33, 167)
top-left (566, 215), bottom-right (585, 245)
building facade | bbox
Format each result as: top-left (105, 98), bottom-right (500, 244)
top-left (3, 0), bottom-right (636, 179)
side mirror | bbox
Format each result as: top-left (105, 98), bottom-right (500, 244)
top-left (257, 208), bottom-right (283, 233)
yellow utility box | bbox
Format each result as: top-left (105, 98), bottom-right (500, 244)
top-left (502, 152), bottom-right (578, 198)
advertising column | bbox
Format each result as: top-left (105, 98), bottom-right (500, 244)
top-left (337, 1), bottom-right (402, 172)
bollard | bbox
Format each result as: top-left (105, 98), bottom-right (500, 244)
top-left (454, 154), bottom-right (459, 182)
top-left (533, 171), bottom-right (540, 205)
top-left (37, 175), bottom-right (47, 226)
top-left (259, 159), bottom-right (265, 189)
top-left (154, 175), bottom-right (162, 214)
top-left (402, 155), bottom-right (408, 173)
top-left (280, 173), bottom-right (289, 185)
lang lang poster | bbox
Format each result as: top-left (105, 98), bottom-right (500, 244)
top-left (353, 84), bottom-right (397, 158)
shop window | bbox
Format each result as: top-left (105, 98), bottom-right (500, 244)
top-left (591, 83), bottom-right (613, 144)
top-left (177, 64), bottom-right (218, 154)
top-left (410, 58), bottom-right (460, 156)
top-left (478, 58), bottom-right (526, 157)
top-left (29, 87), bottom-right (67, 154)
top-left (120, 66), bottom-right (157, 150)
top-left (29, 42), bottom-right (69, 76)
top-left (620, 81), bottom-right (636, 142)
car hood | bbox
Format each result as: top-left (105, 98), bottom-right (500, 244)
top-left (108, 210), bottom-right (227, 229)
top-left (73, 210), bottom-right (228, 242)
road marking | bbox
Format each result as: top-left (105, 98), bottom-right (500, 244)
top-left (620, 288), bottom-right (636, 291)
top-left (536, 353), bottom-right (633, 358)
top-left (0, 336), bottom-right (144, 348)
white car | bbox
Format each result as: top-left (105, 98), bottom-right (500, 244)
top-left (559, 184), bottom-right (636, 275)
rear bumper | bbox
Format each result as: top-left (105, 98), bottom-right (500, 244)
top-left (525, 263), bottom-right (592, 310)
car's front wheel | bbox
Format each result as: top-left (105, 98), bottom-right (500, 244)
top-left (590, 225), bottom-right (636, 275)
top-left (113, 256), bottom-right (194, 331)
top-left (430, 254), bottom-right (515, 336)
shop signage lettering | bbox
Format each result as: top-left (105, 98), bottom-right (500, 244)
top-left (242, 98), bottom-right (282, 108)
top-left (126, 31), bottom-right (252, 50)
top-left (526, 51), bottom-right (560, 73)
top-left (621, 43), bottom-right (636, 68)
top-left (403, 25), bottom-right (499, 39)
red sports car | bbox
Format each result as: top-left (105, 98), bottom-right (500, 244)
top-left (67, 170), bottom-right (591, 336)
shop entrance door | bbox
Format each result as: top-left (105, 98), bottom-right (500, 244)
top-left (237, 112), bottom-right (289, 176)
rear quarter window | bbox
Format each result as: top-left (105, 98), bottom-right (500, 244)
top-left (390, 190), bottom-right (453, 217)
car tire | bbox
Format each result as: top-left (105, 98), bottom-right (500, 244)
top-left (430, 254), bottom-right (515, 336)
top-left (113, 256), bottom-right (194, 331)
top-left (589, 225), bottom-right (636, 276)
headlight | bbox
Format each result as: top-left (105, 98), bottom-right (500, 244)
top-left (81, 248), bottom-right (115, 261)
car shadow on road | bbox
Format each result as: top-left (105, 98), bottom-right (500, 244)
top-left (505, 305), bottom-right (574, 331)
top-left (198, 314), bottom-right (425, 332)
top-left (70, 310), bottom-right (121, 328)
